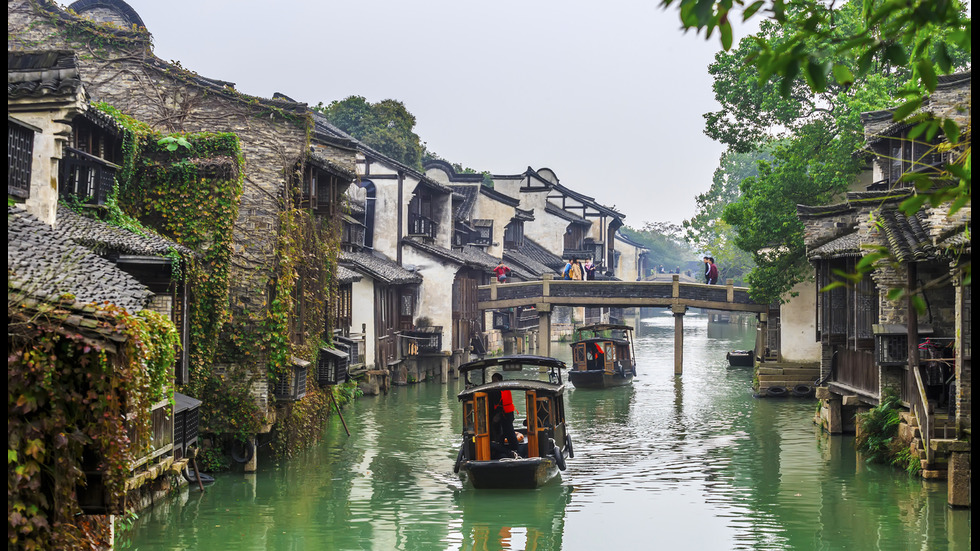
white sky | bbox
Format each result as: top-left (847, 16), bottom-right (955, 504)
top-left (115, 0), bottom-right (758, 227)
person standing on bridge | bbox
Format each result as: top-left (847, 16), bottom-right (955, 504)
top-left (569, 258), bottom-right (583, 280)
top-left (704, 257), bottom-right (719, 285)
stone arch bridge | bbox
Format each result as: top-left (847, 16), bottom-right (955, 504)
top-left (478, 274), bottom-right (768, 374)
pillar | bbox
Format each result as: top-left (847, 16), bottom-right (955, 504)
top-left (756, 312), bottom-right (768, 362)
top-left (948, 449), bottom-right (971, 508)
top-left (243, 436), bottom-right (258, 473)
top-left (672, 304), bottom-right (686, 375)
top-left (537, 303), bottom-right (552, 357)
top-left (440, 353), bottom-right (449, 384)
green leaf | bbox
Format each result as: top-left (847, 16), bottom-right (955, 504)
top-left (8, 450), bottom-right (16, 464)
top-left (720, 20), bottom-right (733, 51)
top-left (898, 194), bottom-right (927, 215)
top-left (910, 295), bottom-right (927, 315)
top-left (820, 281), bottom-right (847, 292)
top-left (832, 64), bottom-right (854, 86)
top-left (886, 288), bottom-right (905, 301)
top-left (891, 97), bottom-right (922, 122)
top-left (805, 58), bottom-right (830, 92)
top-left (916, 59), bottom-right (937, 92)
top-left (942, 118), bottom-right (960, 145)
top-left (884, 43), bottom-right (908, 66)
top-left (856, 252), bottom-right (888, 271)
top-left (743, 0), bottom-right (764, 21)
top-left (935, 42), bottom-right (953, 73)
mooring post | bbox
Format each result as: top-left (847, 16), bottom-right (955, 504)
top-left (755, 312), bottom-right (768, 362)
top-left (537, 303), bottom-right (552, 357)
top-left (672, 304), bottom-right (686, 375)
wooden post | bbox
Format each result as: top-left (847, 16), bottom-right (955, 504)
top-left (243, 437), bottom-right (257, 473)
top-left (188, 447), bottom-right (205, 492)
top-left (537, 303), bottom-right (552, 357)
top-left (672, 304), bottom-right (686, 375)
top-left (330, 391), bottom-right (351, 436)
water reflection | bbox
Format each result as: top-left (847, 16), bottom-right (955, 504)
top-left (447, 485), bottom-right (572, 550)
top-left (130, 313), bottom-right (969, 551)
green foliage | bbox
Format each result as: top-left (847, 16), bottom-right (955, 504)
top-left (95, 102), bottom-right (245, 400)
top-left (855, 394), bottom-right (904, 465)
top-left (195, 444), bottom-right (231, 473)
top-left (620, 222), bottom-right (696, 277)
top-left (157, 135), bottom-right (192, 152)
top-left (315, 96), bottom-right (425, 169)
top-left (667, 0), bottom-right (971, 303)
top-left (8, 301), bottom-right (177, 549)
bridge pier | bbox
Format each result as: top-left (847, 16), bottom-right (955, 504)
top-left (673, 304), bottom-right (687, 375)
top-left (537, 303), bottom-right (552, 357)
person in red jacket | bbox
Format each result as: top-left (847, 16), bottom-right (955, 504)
top-left (704, 256), bottom-right (719, 285)
top-left (492, 261), bottom-right (511, 283)
top-left (491, 373), bottom-right (519, 452)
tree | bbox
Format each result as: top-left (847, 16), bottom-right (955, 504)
top-left (621, 223), bottom-right (697, 277)
top-left (672, 0), bottom-right (970, 302)
top-left (315, 96), bottom-right (425, 169)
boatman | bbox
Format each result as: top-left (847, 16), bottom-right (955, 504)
top-left (491, 373), bottom-right (519, 453)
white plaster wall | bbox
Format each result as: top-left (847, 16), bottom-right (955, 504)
top-left (402, 247), bottom-right (457, 353)
top-left (521, 194), bottom-right (567, 253)
top-left (350, 277), bottom-right (377, 367)
top-left (487, 175), bottom-right (525, 199)
top-left (615, 240), bottom-right (642, 281)
top-left (369, 176), bottom-right (401, 260)
top-left (470, 190), bottom-right (516, 258)
top-left (10, 111), bottom-right (70, 226)
top-left (779, 280), bottom-right (821, 363)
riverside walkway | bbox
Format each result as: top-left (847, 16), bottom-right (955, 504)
top-left (478, 274), bottom-right (768, 374)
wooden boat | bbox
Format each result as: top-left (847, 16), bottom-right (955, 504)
top-left (454, 355), bottom-right (574, 489)
top-left (726, 350), bottom-right (754, 367)
top-left (568, 324), bottom-right (636, 388)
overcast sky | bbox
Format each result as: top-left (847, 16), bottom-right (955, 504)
top-left (117, 0), bottom-right (758, 228)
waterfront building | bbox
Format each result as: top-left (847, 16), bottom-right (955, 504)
top-left (10, 0), bottom-right (359, 475)
top-left (796, 71), bottom-right (971, 507)
top-left (8, 48), bottom-right (206, 541)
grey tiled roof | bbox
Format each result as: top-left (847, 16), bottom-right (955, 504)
top-left (450, 184), bottom-right (479, 220)
top-left (335, 265), bottom-right (362, 284)
top-left (878, 210), bottom-right (934, 262)
top-left (8, 206), bottom-right (151, 314)
top-left (503, 249), bottom-right (553, 278)
top-left (514, 238), bottom-right (566, 272)
top-left (808, 232), bottom-right (862, 259)
top-left (339, 251), bottom-right (421, 285)
top-left (57, 205), bottom-right (193, 258)
top-left (8, 50), bottom-right (82, 99)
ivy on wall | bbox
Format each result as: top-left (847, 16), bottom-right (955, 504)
top-left (8, 303), bottom-right (178, 549)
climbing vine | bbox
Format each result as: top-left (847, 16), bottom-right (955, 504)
top-left (8, 301), bottom-right (177, 550)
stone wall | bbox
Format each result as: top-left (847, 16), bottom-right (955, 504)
top-left (9, 0), bottom-right (355, 425)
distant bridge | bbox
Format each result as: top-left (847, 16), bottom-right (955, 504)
top-left (478, 274), bottom-right (768, 374)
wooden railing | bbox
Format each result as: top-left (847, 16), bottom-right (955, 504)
top-left (408, 213), bottom-right (436, 238)
top-left (60, 146), bottom-right (119, 206)
top-left (908, 363), bottom-right (934, 464)
top-left (835, 349), bottom-right (877, 396)
top-left (479, 274), bottom-right (766, 313)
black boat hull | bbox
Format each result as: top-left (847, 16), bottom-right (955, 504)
top-left (727, 350), bottom-right (754, 367)
top-left (459, 457), bottom-right (559, 489)
top-left (568, 369), bottom-right (633, 389)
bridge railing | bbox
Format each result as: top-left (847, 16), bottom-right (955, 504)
top-left (479, 275), bottom-right (762, 311)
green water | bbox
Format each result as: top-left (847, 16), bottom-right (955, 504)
top-left (129, 311), bottom-right (971, 550)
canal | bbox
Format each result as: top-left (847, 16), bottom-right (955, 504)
top-left (129, 311), bottom-right (971, 550)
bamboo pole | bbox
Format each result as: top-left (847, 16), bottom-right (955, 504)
top-left (331, 391), bottom-right (351, 436)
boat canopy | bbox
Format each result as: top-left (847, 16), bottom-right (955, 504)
top-left (573, 324), bottom-right (633, 341)
top-left (458, 355), bottom-right (566, 388)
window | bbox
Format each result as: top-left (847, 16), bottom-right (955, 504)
top-left (8, 120), bottom-right (35, 199)
top-left (503, 220), bottom-right (524, 250)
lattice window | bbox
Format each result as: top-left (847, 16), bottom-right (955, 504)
top-left (8, 120), bottom-right (35, 199)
